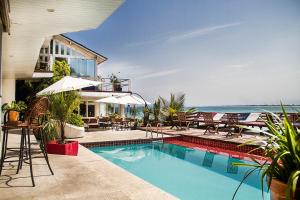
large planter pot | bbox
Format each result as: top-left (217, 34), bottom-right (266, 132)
top-left (8, 110), bottom-right (19, 121)
top-left (64, 123), bottom-right (85, 139)
top-left (46, 141), bottom-right (78, 156)
top-left (269, 177), bottom-right (300, 200)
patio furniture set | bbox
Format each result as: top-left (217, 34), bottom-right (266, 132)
top-left (148, 111), bottom-right (299, 138)
top-left (83, 117), bottom-right (136, 131)
top-left (0, 97), bottom-right (54, 186)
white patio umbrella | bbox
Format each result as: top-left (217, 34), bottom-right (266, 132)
top-left (95, 96), bottom-right (121, 114)
top-left (118, 95), bottom-right (151, 105)
top-left (37, 76), bottom-right (101, 96)
top-left (95, 96), bottom-right (120, 104)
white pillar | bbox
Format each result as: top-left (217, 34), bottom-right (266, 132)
top-left (95, 103), bottom-right (100, 117)
top-left (99, 103), bottom-right (106, 117)
top-left (85, 101), bottom-right (88, 117)
top-left (2, 78), bottom-right (16, 104)
top-left (120, 104), bottom-right (125, 118)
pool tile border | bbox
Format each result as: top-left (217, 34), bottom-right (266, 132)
top-left (164, 135), bottom-right (264, 156)
top-left (80, 137), bottom-right (180, 148)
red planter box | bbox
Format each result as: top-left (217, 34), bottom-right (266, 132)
top-left (46, 141), bottom-right (78, 156)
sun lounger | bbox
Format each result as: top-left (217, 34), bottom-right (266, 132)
top-left (202, 112), bottom-right (219, 134)
top-left (174, 112), bottom-right (190, 130)
top-left (225, 113), bottom-right (243, 137)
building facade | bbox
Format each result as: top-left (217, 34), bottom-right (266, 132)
top-left (33, 34), bottom-right (131, 118)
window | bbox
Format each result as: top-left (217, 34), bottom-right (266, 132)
top-left (45, 56), bottom-right (49, 62)
top-left (45, 47), bottom-right (49, 54)
top-left (50, 40), bottom-right (53, 54)
top-left (79, 103), bottom-right (86, 117)
top-left (55, 41), bottom-right (59, 54)
top-left (61, 44), bottom-right (65, 55)
top-left (70, 58), bottom-right (95, 78)
top-left (40, 48), bottom-right (43, 53)
top-left (66, 47), bottom-right (70, 55)
top-left (39, 56), bottom-right (43, 62)
top-left (88, 104), bottom-right (95, 117)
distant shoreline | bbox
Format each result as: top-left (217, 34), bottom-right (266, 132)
top-left (189, 105), bottom-right (300, 107)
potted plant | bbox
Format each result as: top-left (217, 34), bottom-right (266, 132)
top-left (43, 118), bottom-right (59, 144)
top-left (2, 101), bottom-right (27, 122)
top-left (233, 106), bottom-right (300, 200)
top-left (110, 73), bottom-right (122, 92)
top-left (46, 91), bottom-right (81, 156)
top-left (65, 113), bottom-right (85, 138)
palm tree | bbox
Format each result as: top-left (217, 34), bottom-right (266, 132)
top-left (160, 93), bottom-right (196, 124)
top-left (153, 99), bottom-right (161, 122)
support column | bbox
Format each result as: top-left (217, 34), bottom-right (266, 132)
top-left (120, 104), bottom-right (125, 118)
top-left (99, 103), bottom-right (106, 117)
top-left (2, 78), bottom-right (15, 104)
top-left (85, 101), bottom-right (88, 117)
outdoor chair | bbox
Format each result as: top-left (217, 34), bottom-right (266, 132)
top-left (112, 118), bottom-right (125, 131)
top-left (174, 112), bottom-right (190, 130)
top-left (0, 97), bottom-right (54, 187)
top-left (202, 112), bottom-right (219, 134)
top-left (99, 117), bottom-right (110, 129)
top-left (225, 113), bottom-right (243, 137)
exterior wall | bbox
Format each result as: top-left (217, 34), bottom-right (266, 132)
top-left (2, 78), bottom-right (15, 104)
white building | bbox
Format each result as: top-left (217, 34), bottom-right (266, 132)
top-left (31, 34), bottom-right (131, 117)
top-left (0, 0), bottom-right (126, 119)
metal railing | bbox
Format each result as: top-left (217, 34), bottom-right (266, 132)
top-left (81, 78), bottom-right (131, 93)
top-left (34, 61), bottom-right (51, 72)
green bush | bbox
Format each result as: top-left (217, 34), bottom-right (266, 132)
top-left (67, 113), bottom-right (84, 127)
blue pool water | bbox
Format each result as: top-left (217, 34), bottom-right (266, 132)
top-left (90, 143), bottom-right (270, 200)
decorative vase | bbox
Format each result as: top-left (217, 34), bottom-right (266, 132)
top-left (8, 110), bottom-right (19, 121)
top-left (269, 177), bottom-right (299, 200)
top-left (47, 140), bottom-right (57, 144)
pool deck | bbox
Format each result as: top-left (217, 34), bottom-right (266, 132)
top-left (139, 126), bottom-right (267, 146)
top-left (0, 130), bottom-right (177, 200)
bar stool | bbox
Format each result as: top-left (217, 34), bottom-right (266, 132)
top-left (0, 97), bottom-right (54, 186)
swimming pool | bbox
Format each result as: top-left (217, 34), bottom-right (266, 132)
top-left (90, 142), bottom-right (269, 200)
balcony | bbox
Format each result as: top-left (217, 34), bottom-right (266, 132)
top-left (32, 61), bottom-right (53, 78)
top-left (81, 78), bottom-right (131, 93)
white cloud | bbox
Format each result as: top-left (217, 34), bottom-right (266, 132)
top-left (167, 22), bottom-right (243, 42)
top-left (136, 68), bottom-right (182, 80)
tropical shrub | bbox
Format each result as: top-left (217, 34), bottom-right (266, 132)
top-left (67, 113), bottom-right (84, 127)
top-left (43, 118), bottom-right (59, 141)
top-left (110, 73), bottom-right (122, 91)
top-left (234, 106), bottom-right (300, 200)
top-left (159, 93), bottom-right (196, 124)
top-left (48, 91), bottom-right (81, 143)
top-left (153, 99), bottom-right (161, 122)
top-left (19, 60), bottom-right (71, 103)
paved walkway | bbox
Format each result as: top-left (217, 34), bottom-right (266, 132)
top-left (0, 130), bottom-right (177, 200)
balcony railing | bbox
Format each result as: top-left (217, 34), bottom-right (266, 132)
top-left (35, 61), bottom-right (51, 72)
top-left (81, 78), bottom-right (131, 93)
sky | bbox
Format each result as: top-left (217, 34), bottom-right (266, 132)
top-left (67, 0), bottom-right (300, 106)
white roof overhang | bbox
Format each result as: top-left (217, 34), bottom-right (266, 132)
top-left (1, 0), bottom-right (123, 79)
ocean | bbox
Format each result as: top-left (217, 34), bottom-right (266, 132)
top-left (193, 105), bottom-right (300, 113)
